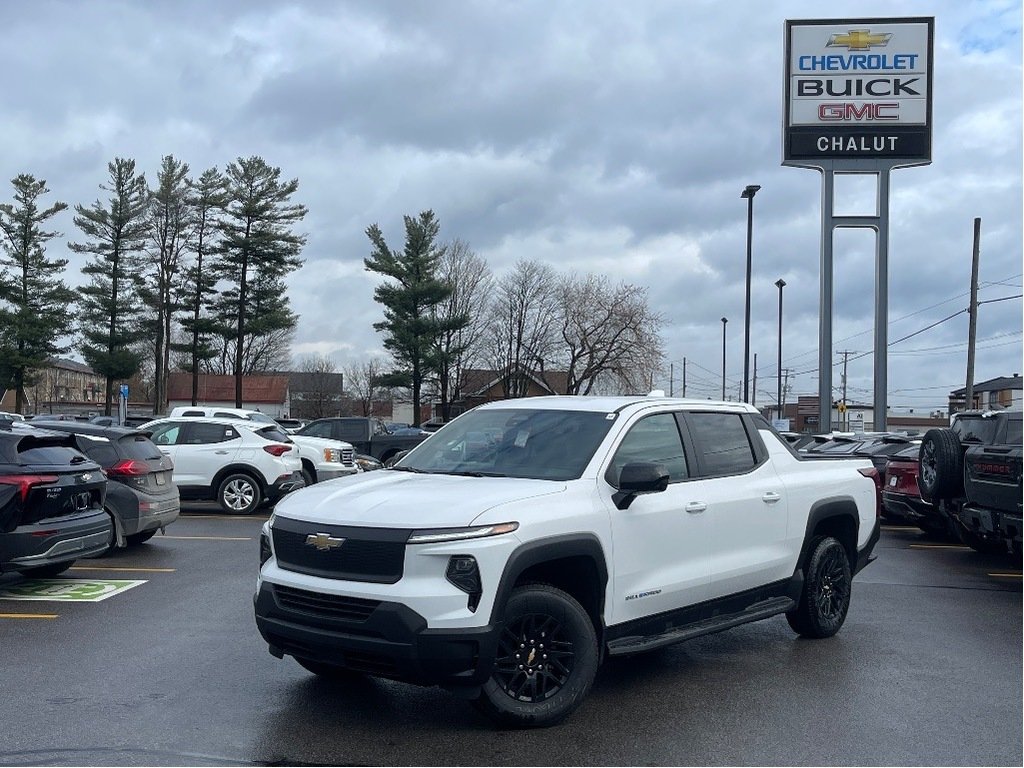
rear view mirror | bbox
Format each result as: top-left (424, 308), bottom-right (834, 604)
top-left (613, 462), bottom-right (670, 510)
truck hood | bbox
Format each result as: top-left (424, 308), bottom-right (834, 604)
top-left (271, 470), bottom-right (565, 528)
top-left (290, 434), bottom-right (354, 450)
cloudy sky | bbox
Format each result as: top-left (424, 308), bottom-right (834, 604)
top-left (1, 0), bottom-right (1020, 413)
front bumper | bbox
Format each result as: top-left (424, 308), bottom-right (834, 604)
top-left (254, 581), bottom-right (498, 687)
top-left (315, 465), bottom-right (359, 482)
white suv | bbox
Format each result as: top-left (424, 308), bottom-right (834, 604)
top-left (144, 417), bottom-right (304, 514)
top-left (168, 407), bottom-right (357, 484)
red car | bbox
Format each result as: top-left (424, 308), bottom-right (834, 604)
top-left (882, 444), bottom-right (946, 535)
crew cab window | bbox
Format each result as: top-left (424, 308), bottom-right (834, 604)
top-left (149, 423), bottom-right (183, 446)
top-left (1006, 417), bottom-right (1023, 445)
top-left (299, 421), bottom-right (334, 439)
top-left (685, 412), bottom-right (757, 476)
top-left (605, 413), bottom-right (688, 487)
top-left (183, 423), bottom-right (239, 445)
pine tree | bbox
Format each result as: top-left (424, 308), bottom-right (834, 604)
top-left (0, 174), bottom-right (74, 414)
top-left (176, 167), bottom-right (226, 405)
top-left (364, 210), bottom-right (466, 423)
top-left (70, 158), bottom-right (149, 415)
top-left (213, 156), bottom-right (306, 406)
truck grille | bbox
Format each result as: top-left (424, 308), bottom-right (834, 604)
top-left (271, 519), bottom-right (409, 583)
top-left (274, 585), bottom-right (380, 622)
top-left (340, 447), bottom-right (355, 467)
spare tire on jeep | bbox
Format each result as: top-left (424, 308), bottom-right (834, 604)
top-left (918, 428), bottom-right (963, 501)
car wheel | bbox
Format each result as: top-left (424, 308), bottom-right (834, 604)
top-left (918, 428), bottom-right (963, 501)
top-left (786, 536), bottom-right (851, 639)
top-left (473, 583), bottom-right (598, 728)
top-left (301, 468), bottom-right (315, 487)
top-left (217, 473), bottom-right (262, 515)
top-left (294, 657), bottom-right (364, 680)
top-left (21, 560), bottom-right (74, 579)
top-left (125, 529), bottom-right (157, 546)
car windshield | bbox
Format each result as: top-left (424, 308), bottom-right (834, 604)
top-left (395, 407), bottom-right (615, 481)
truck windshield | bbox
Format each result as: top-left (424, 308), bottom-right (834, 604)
top-left (395, 408), bottom-right (614, 481)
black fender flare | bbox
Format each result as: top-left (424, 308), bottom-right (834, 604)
top-left (798, 496), bottom-right (861, 573)
top-left (487, 533), bottom-right (609, 629)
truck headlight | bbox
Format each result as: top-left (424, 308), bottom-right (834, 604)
top-left (323, 447), bottom-right (341, 463)
top-left (408, 522), bottom-right (519, 544)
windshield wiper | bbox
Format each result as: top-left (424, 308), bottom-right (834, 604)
top-left (387, 465), bottom-right (426, 473)
top-left (439, 470), bottom-right (508, 478)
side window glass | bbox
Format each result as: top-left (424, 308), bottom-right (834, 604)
top-left (184, 422), bottom-right (240, 445)
top-left (687, 412), bottom-right (757, 476)
top-left (182, 410), bottom-right (206, 417)
top-left (605, 413), bottom-right (688, 487)
top-left (150, 423), bottom-right (182, 446)
top-left (303, 422), bottom-right (332, 438)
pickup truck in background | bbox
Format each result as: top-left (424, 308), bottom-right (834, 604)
top-left (918, 408), bottom-right (1023, 554)
top-left (255, 394), bottom-right (880, 727)
top-left (295, 417), bottom-right (430, 463)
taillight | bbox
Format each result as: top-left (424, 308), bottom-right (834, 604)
top-left (106, 459), bottom-right (151, 477)
top-left (859, 467), bottom-right (883, 519)
top-left (0, 474), bottom-right (59, 502)
top-left (263, 444), bottom-right (290, 457)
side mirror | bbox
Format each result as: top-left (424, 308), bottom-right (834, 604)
top-left (612, 462), bottom-right (670, 510)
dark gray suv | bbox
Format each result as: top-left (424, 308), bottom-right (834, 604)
top-left (30, 422), bottom-right (179, 553)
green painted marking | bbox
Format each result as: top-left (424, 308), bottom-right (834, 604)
top-left (0, 579), bottom-right (146, 602)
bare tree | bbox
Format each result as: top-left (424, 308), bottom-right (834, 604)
top-left (485, 260), bottom-right (558, 398)
top-left (345, 358), bottom-right (385, 417)
top-left (433, 239), bottom-right (492, 419)
top-left (295, 353), bottom-right (343, 419)
top-left (554, 274), bottom-right (665, 395)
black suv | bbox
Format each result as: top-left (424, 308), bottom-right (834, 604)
top-left (32, 422), bottom-right (179, 553)
top-left (0, 421), bottom-right (110, 577)
top-left (919, 409), bottom-right (1023, 554)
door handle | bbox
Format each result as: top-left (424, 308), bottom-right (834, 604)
top-left (215, 450), bottom-right (229, 455)
top-left (762, 492), bottom-right (782, 504)
top-left (685, 501), bottom-right (707, 514)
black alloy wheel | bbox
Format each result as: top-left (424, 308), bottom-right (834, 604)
top-left (786, 536), bottom-right (852, 639)
top-left (474, 584), bottom-right (598, 727)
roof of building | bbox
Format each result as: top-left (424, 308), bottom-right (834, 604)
top-left (461, 367), bottom-right (567, 397)
top-left (950, 375), bottom-right (1022, 396)
top-left (166, 373), bottom-right (289, 404)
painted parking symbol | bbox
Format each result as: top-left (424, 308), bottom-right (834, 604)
top-left (0, 579), bottom-right (146, 602)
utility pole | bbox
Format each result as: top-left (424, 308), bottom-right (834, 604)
top-left (839, 350), bottom-right (853, 431)
top-left (682, 357), bottom-right (687, 398)
top-left (752, 353), bottom-right (758, 409)
top-left (669, 362), bottom-right (674, 397)
top-left (965, 217), bottom-right (982, 412)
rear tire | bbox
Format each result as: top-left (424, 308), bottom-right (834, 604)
top-left (301, 468), bottom-right (315, 487)
top-left (125, 529), bottom-right (157, 546)
top-left (787, 536), bottom-right (851, 639)
top-left (21, 560), bottom-right (74, 579)
top-left (217, 473), bottom-right (262, 515)
top-left (918, 429), bottom-right (963, 501)
top-left (474, 583), bottom-right (598, 728)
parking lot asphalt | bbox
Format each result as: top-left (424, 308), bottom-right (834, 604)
top-left (0, 512), bottom-right (1020, 767)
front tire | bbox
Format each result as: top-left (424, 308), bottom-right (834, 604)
top-left (787, 536), bottom-right (852, 639)
top-left (217, 473), bottom-right (262, 515)
top-left (474, 584), bottom-right (598, 728)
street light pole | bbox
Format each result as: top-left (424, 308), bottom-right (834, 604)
top-left (721, 317), bottom-right (728, 400)
top-left (775, 278), bottom-right (786, 420)
top-left (741, 184), bottom-right (760, 403)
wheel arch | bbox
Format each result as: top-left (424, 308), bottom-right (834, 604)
top-left (800, 497), bottom-right (860, 572)
top-left (489, 534), bottom-right (609, 645)
top-left (211, 464), bottom-right (268, 495)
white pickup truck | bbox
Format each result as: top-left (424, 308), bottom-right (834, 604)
top-left (255, 395), bottom-right (881, 726)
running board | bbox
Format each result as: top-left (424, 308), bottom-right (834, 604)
top-left (606, 596), bottom-right (796, 656)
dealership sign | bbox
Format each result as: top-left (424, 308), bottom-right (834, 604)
top-left (784, 17), bottom-right (933, 166)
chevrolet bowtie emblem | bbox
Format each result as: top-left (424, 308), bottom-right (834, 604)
top-left (827, 29), bottom-right (892, 50)
top-left (305, 532), bottom-right (345, 551)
